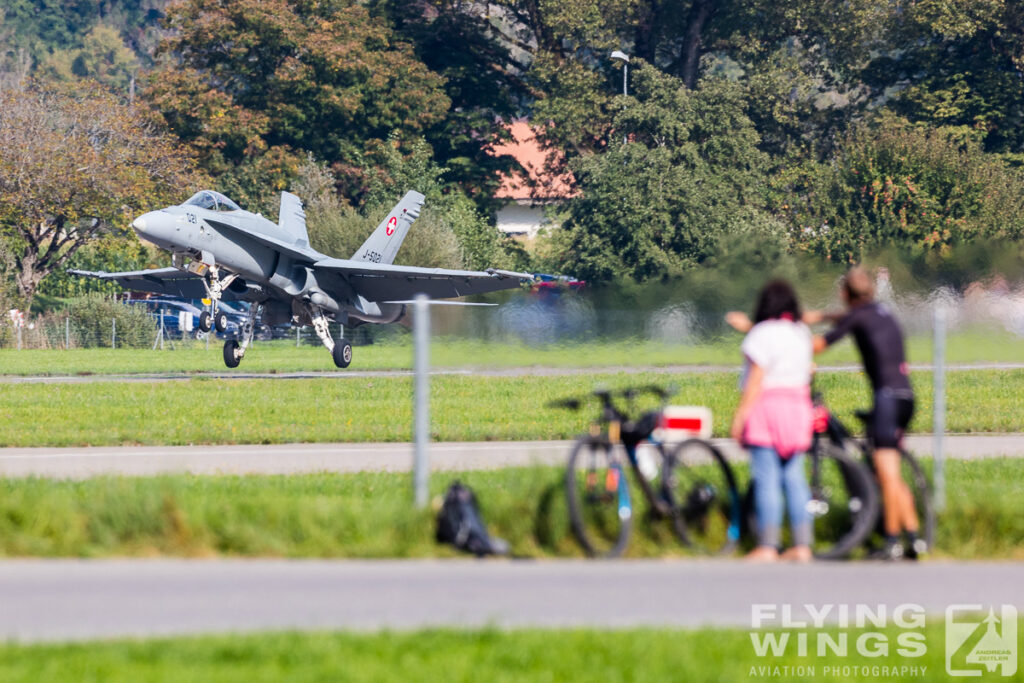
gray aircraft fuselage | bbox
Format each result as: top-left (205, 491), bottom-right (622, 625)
top-left (132, 200), bottom-right (400, 327)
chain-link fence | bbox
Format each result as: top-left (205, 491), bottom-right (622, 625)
top-left (2, 279), bottom-right (1023, 365)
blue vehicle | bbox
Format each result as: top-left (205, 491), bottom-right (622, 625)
top-left (130, 299), bottom-right (207, 339)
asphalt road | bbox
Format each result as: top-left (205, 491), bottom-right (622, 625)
top-left (0, 434), bottom-right (1020, 479)
top-left (0, 559), bottom-right (1020, 642)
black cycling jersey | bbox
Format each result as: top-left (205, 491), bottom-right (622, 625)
top-left (824, 301), bottom-right (913, 395)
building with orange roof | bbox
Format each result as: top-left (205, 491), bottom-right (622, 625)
top-left (491, 120), bottom-right (577, 238)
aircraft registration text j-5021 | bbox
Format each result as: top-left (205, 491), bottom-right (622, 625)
top-left (361, 250), bottom-right (383, 263)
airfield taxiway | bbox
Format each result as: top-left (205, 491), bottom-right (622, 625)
top-left (2, 362), bottom-right (1022, 383)
top-left (0, 558), bottom-right (1020, 641)
top-left (0, 434), bottom-right (1021, 478)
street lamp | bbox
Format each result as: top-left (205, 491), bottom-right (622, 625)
top-left (610, 50), bottom-right (630, 97)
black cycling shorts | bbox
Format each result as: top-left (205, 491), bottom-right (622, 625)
top-left (870, 388), bottom-right (915, 449)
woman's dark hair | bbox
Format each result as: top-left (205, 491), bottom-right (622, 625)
top-left (753, 279), bottom-right (801, 324)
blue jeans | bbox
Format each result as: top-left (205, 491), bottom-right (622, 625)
top-left (750, 446), bottom-right (813, 548)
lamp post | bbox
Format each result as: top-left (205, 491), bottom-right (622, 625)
top-left (610, 50), bottom-right (630, 97)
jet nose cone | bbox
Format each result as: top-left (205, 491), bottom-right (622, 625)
top-left (132, 216), bottom-right (147, 233)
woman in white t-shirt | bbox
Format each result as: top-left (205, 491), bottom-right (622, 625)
top-left (728, 280), bottom-right (814, 562)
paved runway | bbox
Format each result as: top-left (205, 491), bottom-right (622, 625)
top-left (0, 434), bottom-right (1020, 478)
top-left (0, 559), bottom-right (1020, 642)
top-left (2, 362), bottom-right (1022, 383)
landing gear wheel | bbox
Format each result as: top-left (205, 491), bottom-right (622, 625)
top-left (198, 311), bottom-right (212, 332)
top-left (223, 339), bottom-right (241, 368)
top-left (332, 341), bottom-right (353, 368)
top-left (214, 311), bottom-right (229, 333)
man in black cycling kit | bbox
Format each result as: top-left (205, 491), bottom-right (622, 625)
top-left (811, 267), bottom-right (925, 560)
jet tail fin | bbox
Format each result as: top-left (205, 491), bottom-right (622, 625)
top-left (278, 191), bottom-right (310, 248)
top-left (351, 191), bottom-right (425, 265)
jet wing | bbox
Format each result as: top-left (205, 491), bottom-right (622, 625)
top-left (68, 267), bottom-right (214, 299)
top-left (314, 259), bottom-right (532, 302)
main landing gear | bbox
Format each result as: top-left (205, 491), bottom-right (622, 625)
top-left (222, 302), bottom-right (263, 368)
top-left (197, 265), bottom-right (237, 334)
top-left (307, 304), bottom-right (352, 369)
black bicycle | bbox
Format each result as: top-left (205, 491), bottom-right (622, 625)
top-left (835, 404), bottom-right (936, 556)
top-left (554, 386), bottom-right (740, 558)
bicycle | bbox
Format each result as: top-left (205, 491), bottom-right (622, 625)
top-left (829, 401), bottom-right (936, 557)
top-left (752, 389), bottom-right (934, 560)
top-left (553, 386), bottom-right (740, 558)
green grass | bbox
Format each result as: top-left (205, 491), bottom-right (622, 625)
top-left (0, 459), bottom-right (1019, 559)
top-left (1, 328), bottom-right (1022, 375)
top-left (1, 621), bottom-right (1017, 682)
top-left (0, 369), bottom-right (1022, 447)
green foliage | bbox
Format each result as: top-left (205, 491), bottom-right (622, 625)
top-left (370, 0), bottom-right (526, 211)
top-left (148, 0), bottom-right (450, 207)
top-left (66, 294), bottom-right (156, 349)
top-left (781, 115), bottom-right (1024, 262)
top-left (0, 82), bottom-right (201, 309)
top-left (35, 24), bottom-right (140, 94)
top-left (38, 237), bottom-right (162, 299)
top-left (553, 64), bottom-right (774, 283)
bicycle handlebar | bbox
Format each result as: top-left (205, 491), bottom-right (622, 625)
top-left (547, 384), bottom-right (676, 414)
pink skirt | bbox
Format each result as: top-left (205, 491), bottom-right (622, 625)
top-left (743, 386), bottom-right (813, 458)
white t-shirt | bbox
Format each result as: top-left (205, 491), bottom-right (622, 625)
top-left (740, 319), bottom-right (813, 389)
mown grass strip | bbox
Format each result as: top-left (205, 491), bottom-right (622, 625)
top-left (0, 620), bottom-right (1011, 682)
top-left (0, 459), bottom-right (1019, 560)
top-left (0, 328), bottom-right (1021, 376)
top-left (0, 369), bottom-right (1022, 447)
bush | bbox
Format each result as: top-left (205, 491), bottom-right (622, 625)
top-left (781, 114), bottom-right (1024, 262)
top-left (67, 295), bottom-right (156, 348)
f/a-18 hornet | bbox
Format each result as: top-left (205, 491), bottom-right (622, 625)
top-left (72, 190), bottom-right (530, 368)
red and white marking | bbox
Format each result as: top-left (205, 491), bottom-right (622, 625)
top-left (655, 406), bottom-right (713, 442)
top-left (385, 216), bottom-right (398, 236)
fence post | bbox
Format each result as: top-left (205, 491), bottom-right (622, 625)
top-left (112, 317), bottom-right (116, 349)
top-left (296, 327), bottom-right (301, 348)
top-left (933, 304), bottom-right (946, 512)
top-left (413, 294), bottom-right (430, 508)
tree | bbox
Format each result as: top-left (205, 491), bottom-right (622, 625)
top-left (0, 82), bottom-right (201, 309)
top-left (370, 0), bottom-right (529, 211)
top-left (780, 114), bottom-right (1024, 262)
top-left (147, 0), bottom-right (450, 208)
top-left (36, 24), bottom-right (141, 96)
top-left (552, 63), bottom-right (777, 283)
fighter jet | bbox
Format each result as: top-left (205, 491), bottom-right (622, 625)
top-left (71, 190), bottom-right (530, 368)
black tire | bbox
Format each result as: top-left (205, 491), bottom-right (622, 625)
top-left (565, 436), bottom-right (632, 558)
top-left (664, 439), bottom-right (741, 554)
top-left (900, 450), bottom-right (935, 550)
top-left (214, 311), bottom-right (229, 333)
top-left (805, 440), bottom-right (880, 559)
top-left (198, 311), bottom-right (212, 332)
top-left (223, 339), bottom-right (241, 368)
top-left (332, 341), bottom-right (353, 368)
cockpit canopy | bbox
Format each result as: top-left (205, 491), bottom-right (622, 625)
top-left (184, 190), bottom-right (241, 212)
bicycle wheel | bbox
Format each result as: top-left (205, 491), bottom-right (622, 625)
top-left (663, 439), bottom-right (741, 554)
top-left (565, 435), bottom-right (632, 558)
top-left (806, 440), bottom-right (880, 559)
top-left (901, 450), bottom-right (936, 551)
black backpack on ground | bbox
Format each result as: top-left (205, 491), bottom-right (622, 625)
top-left (435, 481), bottom-right (509, 557)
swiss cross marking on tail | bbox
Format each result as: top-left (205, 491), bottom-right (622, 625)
top-left (385, 216), bottom-right (397, 236)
